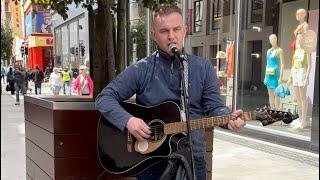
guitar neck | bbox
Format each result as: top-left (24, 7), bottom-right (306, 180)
top-left (164, 112), bottom-right (254, 134)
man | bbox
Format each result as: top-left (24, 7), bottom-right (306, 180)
top-left (1, 63), bottom-right (6, 84)
top-left (13, 64), bottom-right (27, 105)
top-left (95, 3), bottom-right (245, 180)
top-left (61, 67), bottom-right (72, 95)
top-left (32, 66), bottom-right (44, 95)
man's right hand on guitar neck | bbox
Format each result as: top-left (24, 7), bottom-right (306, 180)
top-left (126, 117), bottom-right (151, 142)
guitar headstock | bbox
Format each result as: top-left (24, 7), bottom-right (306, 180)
top-left (253, 106), bottom-right (299, 126)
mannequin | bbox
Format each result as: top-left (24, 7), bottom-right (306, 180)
top-left (264, 34), bottom-right (284, 109)
top-left (288, 8), bottom-right (311, 129)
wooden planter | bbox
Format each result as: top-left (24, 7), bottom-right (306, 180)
top-left (24, 96), bottom-right (213, 180)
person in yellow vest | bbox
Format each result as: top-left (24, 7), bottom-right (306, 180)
top-left (62, 67), bottom-right (72, 95)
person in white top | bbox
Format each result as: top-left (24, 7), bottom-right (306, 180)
top-left (49, 67), bottom-right (63, 96)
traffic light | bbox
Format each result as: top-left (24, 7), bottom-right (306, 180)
top-left (20, 46), bottom-right (25, 55)
top-left (75, 47), bottom-right (79, 56)
top-left (81, 46), bottom-right (85, 57)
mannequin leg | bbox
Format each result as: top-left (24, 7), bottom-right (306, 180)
top-left (267, 89), bottom-right (275, 108)
top-left (274, 96), bottom-right (280, 110)
top-left (291, 86), bottom-right (302, 128)
top-left (298, 86), bottom-right (308, 128)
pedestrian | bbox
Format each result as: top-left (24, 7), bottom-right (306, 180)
top-left (72, 65), bottom-right (94, 96)
top-left (61, 67), bottom-right (72, 95)
top-left (25, 68), bottom-right (32, 93)
top-left (49, 67), bottom-right (63, 96)
top-left (13, 64), bottom-right (27, 105)
top-left (6, 67), bottom-right (15, 95)
top-left (95, 3), bottom-right (245, 180)
top-left (32, 66), bottom-right (44, 95)
top-left (1, 63), bottom-right (6, 84)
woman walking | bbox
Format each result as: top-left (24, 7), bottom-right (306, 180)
top-left (6, 67), bottom-right (15, 95)
top-left (73, 65), bottom-right (94, 96)
top-left (49, 67), bottom-right (63, 96)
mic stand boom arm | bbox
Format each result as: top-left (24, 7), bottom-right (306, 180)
top-left (175, 53), bottom-right (197, 180)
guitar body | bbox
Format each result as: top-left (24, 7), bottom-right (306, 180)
top-left (97, 101), bottom-right (185, 176)
top-left (97, 100), bottom-right (298, 176)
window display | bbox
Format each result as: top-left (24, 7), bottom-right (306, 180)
top-left (264, 34), bottom-right (284, 109)
top-left (287, 8), bottom-right (312, 129)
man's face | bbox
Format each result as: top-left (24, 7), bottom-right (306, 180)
top-left (152, 12), bottom-right (186, 55)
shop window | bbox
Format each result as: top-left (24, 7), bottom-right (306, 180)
top-left (192, 46), bottom-right (203, 58)
top-left (194, 0), bottom-right (203, 32)
top-left (212, 0), bottom-right (221, 30)
top-left (251, 0), bottom-right (263, 23)
top-left (209, 44), bottom-right (222, 67)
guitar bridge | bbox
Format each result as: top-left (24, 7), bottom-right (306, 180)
top-left (127, 132), bottom-right (133, 152)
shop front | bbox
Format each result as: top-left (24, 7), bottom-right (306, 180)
top-left (184, 0), bottom-right (319, 152)
top-left (26, 33), bottom-right (53, 71)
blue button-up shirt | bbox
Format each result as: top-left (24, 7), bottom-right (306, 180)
top-left (95, 49), bottom-right (230, 157)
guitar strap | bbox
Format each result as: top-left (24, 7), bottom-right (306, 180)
top-left (180, 56), bottom-right (188, 122)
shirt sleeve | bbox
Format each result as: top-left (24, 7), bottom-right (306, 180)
top-left (95, 63), bottom-right (144, 131)
top-left (201, 60), bottom-right (231, 129)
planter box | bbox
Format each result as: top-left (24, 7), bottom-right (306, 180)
top-left (24, 96), bottom-right (213, 180)
top-left (24, 96), bottom-right (135, 180)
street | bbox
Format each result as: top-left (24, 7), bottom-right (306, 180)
top-left (1, 83), bottom-right (319, 180)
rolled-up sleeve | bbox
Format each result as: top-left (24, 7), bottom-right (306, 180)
top-left (201, 61), bottom-right (231, 128)
top-left (95, 63), bottom-right (143, 131)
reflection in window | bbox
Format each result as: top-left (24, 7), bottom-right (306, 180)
top-left (61, 25), bottom-right (69, 68)
top-left (212, 0), bottom-right (221, 30)
top-left (251, 0), bottom-right (263, 23)
top-left (194, 0), bottom-right (203, 32)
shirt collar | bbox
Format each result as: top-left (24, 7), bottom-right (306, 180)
top-left (157, 47), bottom-right (188, 62)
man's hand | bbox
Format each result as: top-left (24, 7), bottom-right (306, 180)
top-left (228, 109), bottom-right (246, 131)
top-left (126, 117), bottom-right (151, 142)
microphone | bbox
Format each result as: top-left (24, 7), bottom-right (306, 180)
top-left (168, 43), bottom-right (180, 56)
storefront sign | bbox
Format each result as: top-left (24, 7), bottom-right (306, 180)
top-left (301, 30), bottom-right (317, 53)
top-left (28, 36), bottom-right (53, 48)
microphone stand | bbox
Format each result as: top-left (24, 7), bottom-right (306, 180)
top-left (174, 53), bottom-right (197, 180)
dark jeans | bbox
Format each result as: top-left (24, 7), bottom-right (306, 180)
top-left (14, 82), bottom-right (26, 102)
top-left (8, 81), bottom-right (15, 95)
top-left (136, 156), bottom-right (206, 180)
top-left (35, 82), bottom-right (42, 95)
top-left (137, 161), bottom-right (168, 180)
top-left (63, 81), bottom-right (70, 95)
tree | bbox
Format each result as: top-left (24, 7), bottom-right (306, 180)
top-left (26, 0), bottom-right (177, 97)
top-left (1, 21), bottom-right (14, 63)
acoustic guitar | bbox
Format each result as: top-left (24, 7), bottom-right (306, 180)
top-left (97, 101), bottom-right (298, 176)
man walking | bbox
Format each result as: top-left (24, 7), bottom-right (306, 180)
top-left (62, 67), bottom-right (72, 95)
top-left (13, 64), bottom-right (26, 105)
top-left (32, 66), bottom-right (44, 95)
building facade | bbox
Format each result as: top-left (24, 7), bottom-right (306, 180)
top-left (22, 1), bottom-right (54, 71)
top-left (51, 4), bottom-right (90, 73)
top-left (1, 0), bottom-right (24, 65)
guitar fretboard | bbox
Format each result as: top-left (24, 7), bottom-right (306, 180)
top-left (164, 112), bottom-right (253, 134)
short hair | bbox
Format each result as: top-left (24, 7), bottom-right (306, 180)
top-left (153, 3), bottom-right (182, 27)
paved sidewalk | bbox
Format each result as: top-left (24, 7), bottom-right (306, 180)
top-left (1, 94), bottom-right (26, 180)
top-left (1, 86), bottom-right (319, 180)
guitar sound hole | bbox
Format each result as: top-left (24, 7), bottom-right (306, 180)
top-left (148, 120), bottom-right (165, 142)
